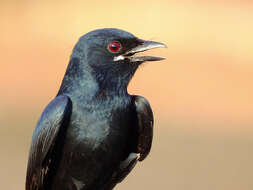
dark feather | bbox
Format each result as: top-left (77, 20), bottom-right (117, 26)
top-left (102, 95), bottom-right (154, 189)
top-left (26, 95), bottom-right (72, 190)
top-left (134, 96), bottom-right (154, 161)
top-left (25, 28), bottom-right (164, 190)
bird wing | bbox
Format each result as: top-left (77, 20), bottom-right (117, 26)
top-left (134, 95), bottom-right (154, 161)
top-left (103, 96), bottom-right (154, 190)
top-left (26, 95), bottom-right (72, 190)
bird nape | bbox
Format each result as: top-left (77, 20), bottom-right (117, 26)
top-left (25, 28), bottom-right (166, 190)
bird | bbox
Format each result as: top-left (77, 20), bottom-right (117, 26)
top-left (26, 28), bottom-right (166, 190)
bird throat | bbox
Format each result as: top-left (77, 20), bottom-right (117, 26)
top-left (92, 66), bottom-right (135, 97)
top-left (58, 57), bottom-right (138, 99)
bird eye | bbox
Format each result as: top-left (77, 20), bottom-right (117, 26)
top-left (108, 41), bottom-right (121, 53)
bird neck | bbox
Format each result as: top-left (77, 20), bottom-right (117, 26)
top-left (57, 57), bottom-right (99, 100)
top-left (57, 57), bottom-right (136, 100)
top-left (92, 70), bottom-right (129, 98)
top-left (90, 61), bottom-right (138, 98)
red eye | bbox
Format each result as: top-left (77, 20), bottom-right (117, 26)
top-left (108, 41), bottom-right (121, 53)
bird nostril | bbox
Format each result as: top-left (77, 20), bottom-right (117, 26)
top-left (125, 52), bottom-right (135, 57)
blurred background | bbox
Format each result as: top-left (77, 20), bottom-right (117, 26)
top-left (1, 0), bottom-right (253, 189)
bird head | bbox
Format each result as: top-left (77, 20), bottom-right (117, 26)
top-left (61, 28), bottom-right (166, 96)
top-left (74, 28), bottom-right (166, 66)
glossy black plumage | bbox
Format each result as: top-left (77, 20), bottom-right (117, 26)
top-left (26, 28), bottom-right (165, 190)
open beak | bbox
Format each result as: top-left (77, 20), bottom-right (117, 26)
top-left (114, 40), bottom-right (167, 62)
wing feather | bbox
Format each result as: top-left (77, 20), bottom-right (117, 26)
top-left (26, 95), bottom-right (72, 190)
top-left (134, 95), bottom-right (154, 161)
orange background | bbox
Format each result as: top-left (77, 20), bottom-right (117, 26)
top-left (1, 0), bottom-right (253, 189)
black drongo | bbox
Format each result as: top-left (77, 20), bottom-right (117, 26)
top-left (26, 28), bottom-right (166, 190)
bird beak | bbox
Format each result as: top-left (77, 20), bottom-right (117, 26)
top-left (114, 40), bottom-right (167, 62)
